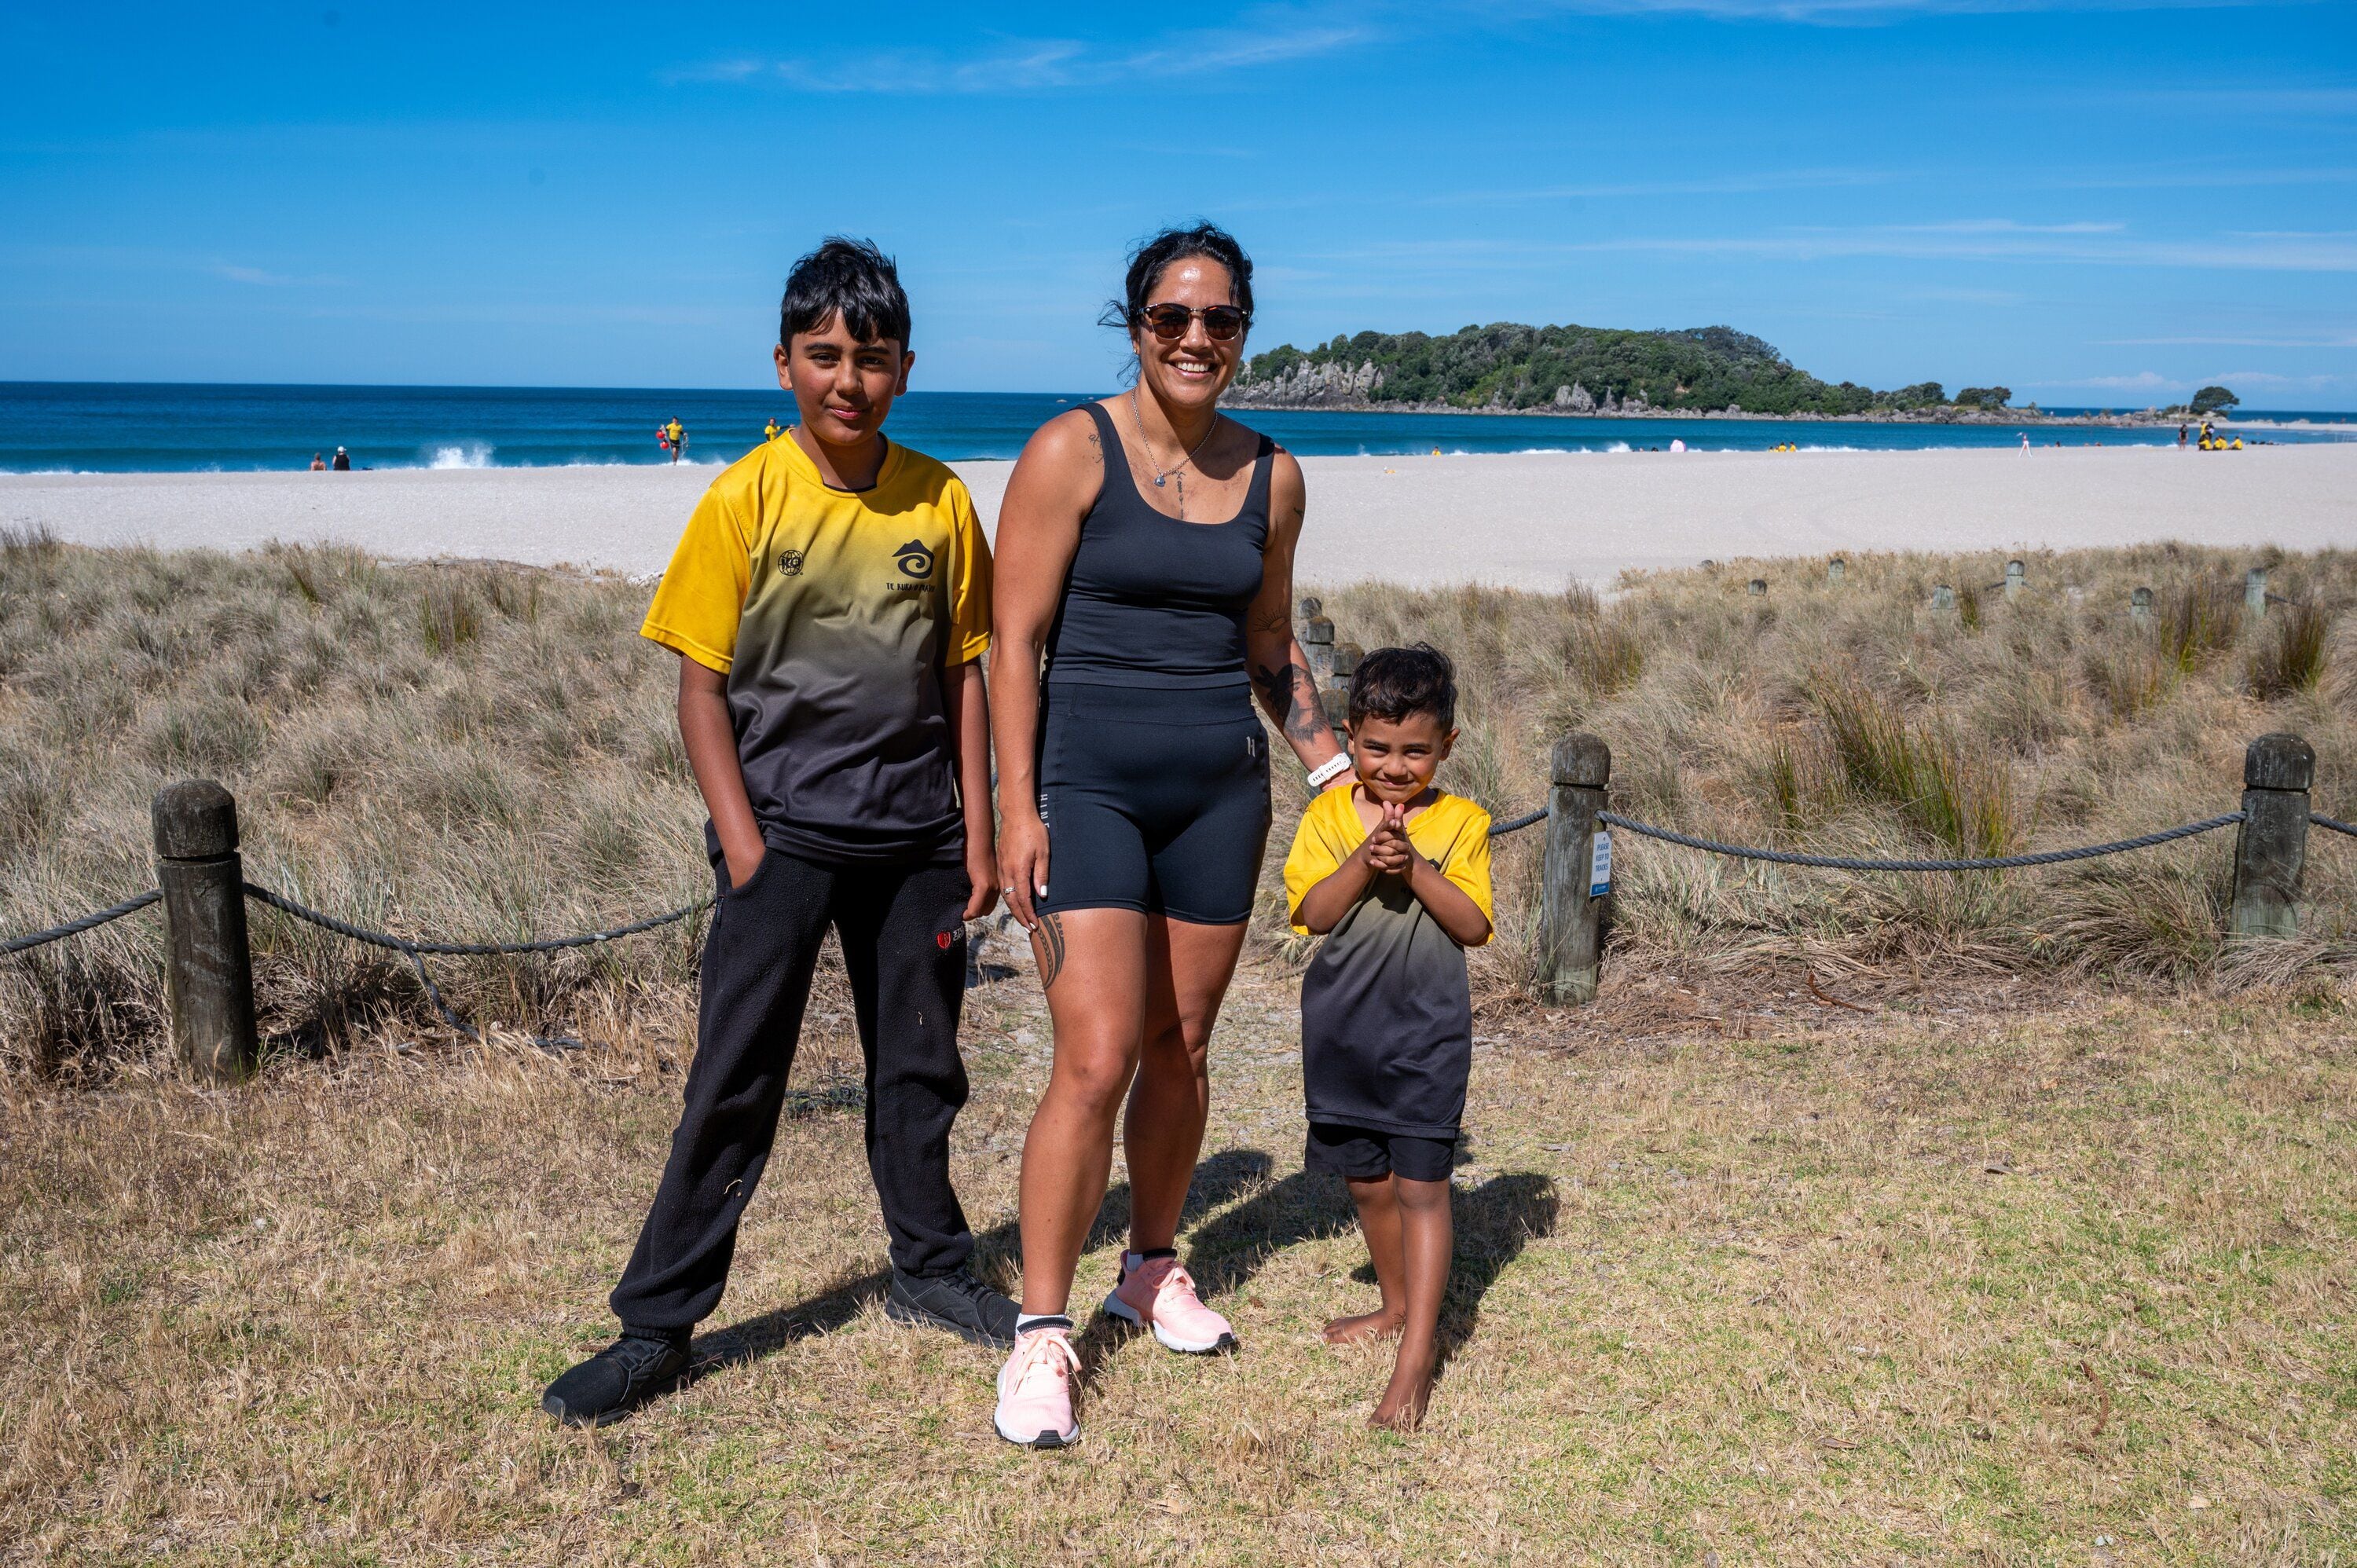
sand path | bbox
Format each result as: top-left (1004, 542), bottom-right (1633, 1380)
top-left (5, 444), bottom-right (2352, 589)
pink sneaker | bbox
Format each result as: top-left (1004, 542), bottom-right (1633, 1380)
top-left (993, 1326), bottom-right (1080, 1449)
top-left (1102, 1251), bottom-right (1237, 1354)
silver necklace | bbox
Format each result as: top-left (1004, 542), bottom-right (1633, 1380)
top-left (1127, 387), bottom-right (1219, 514)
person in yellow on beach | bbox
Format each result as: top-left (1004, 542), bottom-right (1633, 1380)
top-left (665, 417), bottom-right (687, 463)
top-left (1284, 643), bottom-right (1493, 1434)
top-left (764, 416), bottom-right (782, 441)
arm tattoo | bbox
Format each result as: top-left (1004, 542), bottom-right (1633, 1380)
top-left (1252, 659), bottom-right (1327, 744)
top-left (1032, 912), bottom-right (1067, 991)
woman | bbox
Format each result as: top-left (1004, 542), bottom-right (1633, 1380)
top-left (988, 224), bottom-right (1347, 1448)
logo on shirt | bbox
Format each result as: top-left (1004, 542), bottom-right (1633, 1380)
top-left (893, 540), bottom-right (936, 580)
top-left (777, 548), bottom-right (805, 577)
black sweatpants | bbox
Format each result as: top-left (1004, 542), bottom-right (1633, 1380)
top-left (608, 841), bottom-right (976, 1332)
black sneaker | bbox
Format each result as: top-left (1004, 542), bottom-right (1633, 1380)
top-left (885, 1266), bottom-right (1019, 1350)
top-left (540, 1329), bottom-right (692, 1427)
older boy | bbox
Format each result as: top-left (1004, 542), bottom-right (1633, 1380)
top-left (543, 238), bottom-right (1014, 1427)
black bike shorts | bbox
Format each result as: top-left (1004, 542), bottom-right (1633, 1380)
top-left (1035, 681), bottom-right (1272, 926)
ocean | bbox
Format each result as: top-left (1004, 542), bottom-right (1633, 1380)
top-left (3, 382), bottom-right (2351, 474)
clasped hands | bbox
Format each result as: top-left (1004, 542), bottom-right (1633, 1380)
top-left (1360, 799), bottom-right (1416, 877)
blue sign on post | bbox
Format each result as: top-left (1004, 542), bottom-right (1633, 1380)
top-left (1589, 830), bottom-right (1612, 898)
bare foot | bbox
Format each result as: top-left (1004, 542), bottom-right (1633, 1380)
top-left (1369, 1350), bottom-right (1435, 1432)
top-left (1321, 1308), bottom-right (1404, 1346)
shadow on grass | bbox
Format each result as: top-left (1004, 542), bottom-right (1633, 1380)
top-left (1318, 1169), bottom-right (1560, 1368)
top-left (693, 1147), bottom-right (1276, 1377)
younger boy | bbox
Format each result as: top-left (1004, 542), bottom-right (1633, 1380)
top-left (1282, 645), bottom-right (1493, 1432)
top-left (542, 237), bottom-right (1015, 1427)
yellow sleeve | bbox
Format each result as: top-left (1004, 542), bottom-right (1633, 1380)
top-left (1441, 804), bottom-right (1495, 943)
top-left (640, 476), bottom-right (756, 673)
top-left (1283, 794), bottom-right (1354, 936)
top-left (946, 479), bottom-right (993, 665)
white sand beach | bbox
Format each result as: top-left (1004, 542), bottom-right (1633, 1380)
top-left (5, 443), bottom-right (2353, 590)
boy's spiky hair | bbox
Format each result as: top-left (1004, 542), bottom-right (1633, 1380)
top-left (780, 236), bottom-right (911, 352)
top-left (1348, 643), bottom-right (1457, 732)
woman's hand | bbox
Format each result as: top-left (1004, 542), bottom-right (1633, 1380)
top-left (998, 811), bottom-right (1051, 930)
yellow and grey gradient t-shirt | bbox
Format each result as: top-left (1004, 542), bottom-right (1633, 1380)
top-left (1283, 788), bottom-right (1494, 1139)
top-left (641, 433), bottom-right (992, 865)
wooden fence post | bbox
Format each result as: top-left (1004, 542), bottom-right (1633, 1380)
top-left (1321, 642), bottom-right (1362, 744)
top-left (1299, 605), bottom-right (1335, 687)
top-left (2229, 732), bottom-right (2313, 940)
top-left (1827, 557), bottom-right (1845, 584)
top-left (153, 780), bottom-right (258, 1082)
top-left (2131, 586), bottom-right (2154, 625)
top-left (1933, 584), bottom-right (1956, 612)
top-left (2245, 567), bottom-right (2269, 621)
top-left (1536, 733), bottom-right (1611, 1006)
top-left (2004, 559), bottom-right (2025, 601)
top-left (1747, 577), bottom-right (1767, 597)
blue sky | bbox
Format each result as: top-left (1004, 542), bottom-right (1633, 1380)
top-left (2, 1), bottom-right (2352, 407)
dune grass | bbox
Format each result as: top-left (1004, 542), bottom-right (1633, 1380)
top-left (1301, 542), bottom-right (2357, 995)
top-left (2, 534), bottom-right (2354, 1076)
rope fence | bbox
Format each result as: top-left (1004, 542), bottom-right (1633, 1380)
top-left (1585, 811), bottom-right (2244, 871)
top-left (1, 725), bottom-right (2348, 1072)
top-left (0, 889), bottom-right (161, 956)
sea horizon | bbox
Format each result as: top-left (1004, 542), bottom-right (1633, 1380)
top-left (5, 380), bottom-right (2352, 474)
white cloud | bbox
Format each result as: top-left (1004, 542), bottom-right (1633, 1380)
top-left (1520, 0), bottom-right (2317, 19)
top-left (669, 17), bottom-right (1367, 95)
top-left (2043, 368), bottom-right (2352, 392)
top-left (2062, 370), bottom-right (2178, 390)
top-left (1559, 225), bottom-right (2357, 272)
top-left (2099, 332), bottom-right (2357, 349)
top-left (1421, 167), bottom-right (1900, 206)
top-left (210, 262), bottom-right (342, 288)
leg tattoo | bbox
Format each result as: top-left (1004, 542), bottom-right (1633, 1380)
top-left (1032, 912), bottom-right (1068, 991)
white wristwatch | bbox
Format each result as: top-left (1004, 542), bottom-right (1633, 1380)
top-left (1306, 753), bottom-right (1353, 789)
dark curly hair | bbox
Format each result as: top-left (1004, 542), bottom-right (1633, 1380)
top-left (1348, 644), bottom-right (1457, 732)
top-left (780, 236), bottom-right (911, 352)
top-left (1098, 222), bottom-right (1255, 335)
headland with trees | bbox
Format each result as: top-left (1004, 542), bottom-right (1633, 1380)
top-left (1222, 321), bottom-right (2225, 424)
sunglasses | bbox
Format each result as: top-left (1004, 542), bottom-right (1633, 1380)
top-left (1138, 303), bottom-right (1249, 343)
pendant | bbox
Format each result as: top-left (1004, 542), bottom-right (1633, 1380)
top-left (1154, 475), bottom-right (1168, 487)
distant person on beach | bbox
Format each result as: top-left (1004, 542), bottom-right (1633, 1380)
top-left (1670, 438), bottom-right (1685, 452)
top-left (2178, 423), bottom-right (2189, 448)
top-left (1285, 644), bottom-right (1493, 1431)
top-left (988, 222), bottom-right (1347, 1449)
top-left (539, 236), bottom-right (1015, 1430)
top-left (310, 452), bottom-right (326, 471)
top-left (332, 446), bottom-right (350, 471)
top-left (665, 417), bottom-right (687, 463)
top-left (764, 416), bottom-right (782, 441)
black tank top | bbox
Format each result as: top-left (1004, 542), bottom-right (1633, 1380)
top-left (1042, 401), bottom-right (1274, 690)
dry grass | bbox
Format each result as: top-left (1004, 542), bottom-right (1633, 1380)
top-left (4, 533), bottom-right (2353, 1075)
top-left (2, 537), bottom-right (2355, 1560)
top-left (1299, 542), bottom-right (2357, 994)
top-left (0, 531), bottom-right (707, 1078)
top-left (3, 958), bottom-right (2352, 1563)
